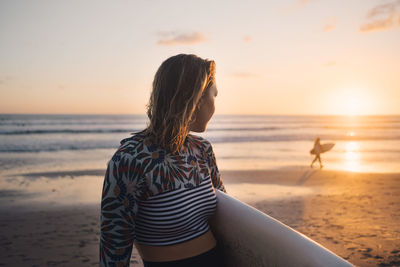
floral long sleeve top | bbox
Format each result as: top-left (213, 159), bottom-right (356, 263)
top-left (99, 132), bottom-right (226, 267)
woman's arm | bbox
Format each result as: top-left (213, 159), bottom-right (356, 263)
top-left (100, 156), bottom-right (138, 267)
top-left (204, 140), bottom-right (227, 193)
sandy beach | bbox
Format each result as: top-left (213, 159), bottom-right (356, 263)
top-left (223, 168), bottom-right (400, 267)
top-left (0, 167), bottom-right (399, 266)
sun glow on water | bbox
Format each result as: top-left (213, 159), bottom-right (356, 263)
top-left (348, 131), bottom-right (355, 137)
top-left (344, 141), bottom-right (361, 172)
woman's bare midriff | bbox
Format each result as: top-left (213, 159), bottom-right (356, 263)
top-left (134, 229), bottom-right (217, 262)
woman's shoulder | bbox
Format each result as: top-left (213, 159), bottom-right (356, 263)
top-left (111, 131), bottom-right (148, 161)
top-left (108, 131), bottom-right (155, 199)
top-left (187, 134), bottom-right (215, 156)
top-left (187, 134), bottom-right (212, 147)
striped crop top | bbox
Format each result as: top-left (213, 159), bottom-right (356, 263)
top-left (99, 132), bottom-right (226, 266)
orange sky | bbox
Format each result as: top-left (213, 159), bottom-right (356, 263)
top-left (0, 0), bottom-right (399, 115)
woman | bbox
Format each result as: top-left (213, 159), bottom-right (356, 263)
top-left (100, 54), bottom-right (226, 267)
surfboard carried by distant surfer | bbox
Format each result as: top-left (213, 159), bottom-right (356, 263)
top-left (310, 143), bottom-right (335, 155)
top-left (310, 137), bottom-right (334, 168)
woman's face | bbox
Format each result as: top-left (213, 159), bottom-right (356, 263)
top-left (189, 83), bottom-right (218, 132)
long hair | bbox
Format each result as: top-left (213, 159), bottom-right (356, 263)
top-left (143, 54), bottom-right (216, 154)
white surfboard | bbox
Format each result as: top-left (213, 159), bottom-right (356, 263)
top-left (310, 143), bottom-right (335, 155)
top-left (210, 190), bottom-right (353, 267)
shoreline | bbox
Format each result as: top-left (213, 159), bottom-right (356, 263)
top-left (6, 164), bottom-right (400, 179)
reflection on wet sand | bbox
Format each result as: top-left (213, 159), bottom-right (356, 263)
top-left (226, 183), bottom-right (315, 203)
top-left (0, 175), bottom-right (103, 210)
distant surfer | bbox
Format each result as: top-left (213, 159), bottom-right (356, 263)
top-left (310, 137), bottom-right (323, 169)
top-left (310, 138), bottom-right (335, 169)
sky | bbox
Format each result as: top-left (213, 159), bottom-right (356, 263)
top-left (0, 0), bottom-right (399, 115)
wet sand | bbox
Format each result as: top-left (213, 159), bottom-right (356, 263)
top-left (0, 167), bottom-right (399, 266)
top-left (224, 168), bottom-right (400, 267)
top-left (0, 204), bottom-right (143, 267)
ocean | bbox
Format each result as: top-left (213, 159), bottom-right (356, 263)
top-left (1, 113), bottom-right (400, 208)
top-left (1, 114), bottom-right (400, 176)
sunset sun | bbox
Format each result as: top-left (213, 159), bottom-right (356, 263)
top-left (329, 88), bottom-right (375, 116)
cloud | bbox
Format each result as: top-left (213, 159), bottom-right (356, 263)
top-left (231, 72), bottom-right (260, 78)
top-left (0, 75), bottom-right (13, 86)
top-left (322, 17), bottom-right (337, 32)
top-left (366, 1), bottom-right (399, 18)
top-left (323, 61), bottom-right (336, 67)
top-left (156, 31), bottom-right (207, 46)
top-left (243, 35), bottom-right (253, 42)
top-left (360, 0), bottom-right (400, 33)
top-left (279, 0), bottom-right (312, 13)
top-left (298, 0), bottom-right (310, 8)
top-left (360, 16), bottom-right (395, 32)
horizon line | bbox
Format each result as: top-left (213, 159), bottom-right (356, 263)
top-left (1, 113), bottom-right (400, 117)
